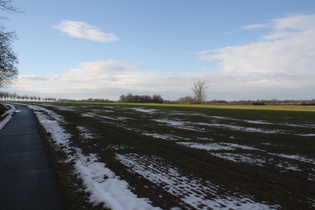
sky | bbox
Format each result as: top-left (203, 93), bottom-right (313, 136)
top-left (2, 0), bottom-right (315, 101)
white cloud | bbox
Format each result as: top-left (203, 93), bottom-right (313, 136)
top-left (19, 75), bottom-right (50, 81)
top-left (52, 20), bottom-right (120, 43)
top-left (120, 62), bottom-right (152, 69)
top-left (242, 24), bottom-right (269, 29)
top-left (197, 15), bottom-right (315, 83)
top-left (14, 60), bottom-right (213, 100)
top-left (14, 58), bottom-right (315, 101)
top-left (8, 15), bottom-right (315, 101)
top-left (272, 15), bottom-right (315, 31)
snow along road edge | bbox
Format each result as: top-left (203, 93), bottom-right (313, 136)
top-left (0, 103), bottom-right (16, 130)
top-left (24, 104), bottom-right (160, 210)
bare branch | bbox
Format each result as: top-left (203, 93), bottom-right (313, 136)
top-left (192, 80), bottom-right (208, 104)
top-left (0, 1), bottom-right (20, 87)
top-left (0, 0), bottom-right (21, 13)
top-left (0, 28), bottom-right (18, 87)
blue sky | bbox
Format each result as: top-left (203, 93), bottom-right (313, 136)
top-left (3, 0), bottom-right (315, 100)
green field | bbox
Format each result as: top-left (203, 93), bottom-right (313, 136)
top-left (45, 101), bottom-right (315, 112)
top-left (27, 102), bottom-right (315, 209)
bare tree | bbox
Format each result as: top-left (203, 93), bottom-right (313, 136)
top-left (0, 0), bottom-right (19, 13)
top-left (0, 29), bottom-right (18, 87)
top-left (192, 80), bottom-right (208, 104)
top-left (0, 0), bottom-right (19, 87)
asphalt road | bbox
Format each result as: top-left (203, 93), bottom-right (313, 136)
top-left (0, 104), bottom-right (66, 210)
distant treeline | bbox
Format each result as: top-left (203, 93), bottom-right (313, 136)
top-left (0, 92), bottom-right (112, 103)
top-left (1, 91), bottom-right (314, 105)
top-left (58, 98), bottom-right (114, 103)
top-left (119, 94), bottom-right (164, 103)
top-left (0, 91), bottom-right (56, 102)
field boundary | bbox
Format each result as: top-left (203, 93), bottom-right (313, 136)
top-left (61, 102), bottom-right (315, 112)
top-left (1, 100), bottom-right (315, 112)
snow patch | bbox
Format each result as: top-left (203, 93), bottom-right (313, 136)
top-left (77, 126), bottom-right (96, 140)
top-left (211, 153), bottom-right (266, 166)
top-left (128, 108), bottom-right (157, 113)
top-left (177, 142), bottom-right (262, 152)
top-left (244, 120), bottom-right (273, 125)
top-left (154, 119), bottom-right (185, 127)
top-left (24, 104), bottom-right (158, 209)
top-left (178, 142), bottom-right (235, 151)
top-left (107, 145), bottom-right (132, 151)
top-left (211, 153), bottom-right (305, 172)
top-left (143, 133), bottom-right (179, 141)
top-left (75, 153), bottom-right (158, 210)
top-left (27, 105), bottom-right (71, 147)
top-left (153, 118), bottom-right (203, 132)
top-left (269, 153), bottom-right (315, 165)
top-left (0, 103), bottom-right (16, 129)
top-left (116, 153), bottom-right (279, 209)
top-left (154, 117), bottom-right (284, 134)
top-left (82, 112), bottom-right (128, 121)
top-left (296, 134), bottom-right (315, 137)
top-left (197, 122), bottom-right (283, 134)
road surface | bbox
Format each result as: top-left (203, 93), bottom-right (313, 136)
top-left (0, 104), bottom-right (66, 209)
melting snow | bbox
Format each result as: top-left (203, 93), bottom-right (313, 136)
top-left (177, 142), bottom-right (262, 151)
top-left (296, 134), bottom-right (315, 137)
top-left (107, 144), bottom-right (132, 151)
top-left (153, 119), bottom-right (186, 127)
top-left (177, 141), bottom-right (313, 171)
top-left (153, 117), bottom-right (285, 134)
top-left (244, 120), bottom-right (273, 125)
top-left (209, 115), bottom-right (315, 129)
top-left (82, 112), bottom-right (128, 121)
top-left (269, 153), bottom-right (315, 165)
top-left (116, 153), bottom-right (278, 209)
top-left (75, 153), bottom-right (158, 210)
top-left (153, 119), bottom-right (202, 132)
top-left (25, 104), bottom-right (158, 210)
top-left (128, 108), bottom-right (157, 113)
top-left (77, 126), bottom-right (96, 140)
top-left (210, 153), bottom-right (302, 172)
top-left (178, 142), bottom-right (235, 151)
top-left (197, 122), bottom-right (283, 134)
top-left (143, 132), bottom-right (180, 141)
top-left (211, 153), bottom-right (266, 166)
top-left (0, 103), bottom-right (16, 129)
top-left (16, 103), bottom-right (313, 209)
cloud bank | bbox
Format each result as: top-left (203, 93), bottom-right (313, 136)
top-left (196, 15), bottom-right (315, 96)
top-left (52, 20), bottom-right (120, 43)
top-left (198, 15), bottom-right (315, 76)
top-left (13, 15), bottom-right (315, 100)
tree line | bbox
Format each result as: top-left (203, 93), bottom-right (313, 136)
top-left (58, 98), bottom-right (113, 103)
top-left (0, 91), bottom-right (57, 102)
top-left (0, 91), bottom-right (114, 103)
top-left (1, 90), bottom-right (314, 106)
top-left (119, 93), bottom-right (164, 103)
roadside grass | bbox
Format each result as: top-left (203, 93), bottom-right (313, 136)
top-left (0, 103), bottom-right (7, 121)
top-left (0, 103), bottom-right (6, 115)
top-left (30, 102), bottom-right (315, 209)
top-left (0, 103), bottom-right (12, 123)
